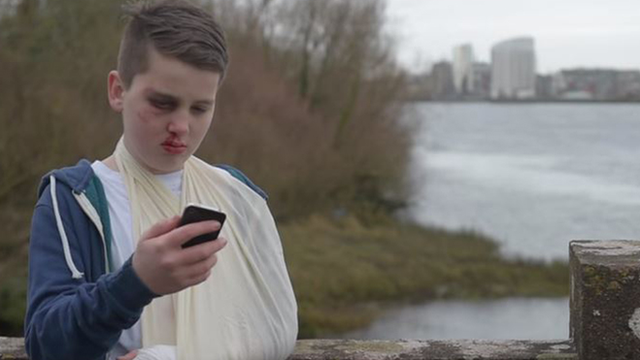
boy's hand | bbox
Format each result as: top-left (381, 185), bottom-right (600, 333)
top-left (117, 350), bottom-right (138, 360)
top-left (132, 216), bottom-right (228, 295)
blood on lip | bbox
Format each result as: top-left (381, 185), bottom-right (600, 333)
top-left (162, 138), bottom-right (186, 147)
top-left (162, 143), bottom-right (187, 154)
top-left (161, 137), bottom-right (187, 154)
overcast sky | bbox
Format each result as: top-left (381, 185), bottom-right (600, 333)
top-left (384, 0), bottom-right (640, 74)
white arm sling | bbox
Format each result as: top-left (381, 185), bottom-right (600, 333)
top-left (114, 139), bottom-right (298, 360)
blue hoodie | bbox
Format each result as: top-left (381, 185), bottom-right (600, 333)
top-left (24, 159), bottom-right (267, 360)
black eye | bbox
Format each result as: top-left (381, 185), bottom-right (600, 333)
top-left (150, 99), bottom-right (175, 110)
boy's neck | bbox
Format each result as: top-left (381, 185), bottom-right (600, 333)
top-left (102, 156), bottom-right (119, 172)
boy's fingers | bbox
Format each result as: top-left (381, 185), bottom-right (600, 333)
top-left (166, 220), bottom-right (221, 247)
top-left (117, 349), bottom-right (138, 360)
top-left (180, 237), bottom-right (228, 265)
top-left (141, 216), bottom-right (181, 241)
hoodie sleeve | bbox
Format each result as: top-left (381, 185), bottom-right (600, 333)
top-left (24, 183), bottom-right (158, 360)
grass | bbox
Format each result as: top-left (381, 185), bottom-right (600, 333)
top-left (279, 214), bottom-right (569, 338)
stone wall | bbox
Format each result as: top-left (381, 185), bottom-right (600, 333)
top-left (1, 337), bottom-right (576, 360)
top-left (3, 240), bottom-right (639, 359)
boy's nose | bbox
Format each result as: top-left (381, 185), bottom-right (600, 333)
top-left (167, 113), bottom-right (189, 135)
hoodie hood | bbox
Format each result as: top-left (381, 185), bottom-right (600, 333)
top-left (37, 159), bottom-right (95, 198)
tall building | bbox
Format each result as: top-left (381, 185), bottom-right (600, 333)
top-left (471, 62), bottom-right (491, 99)
top-left (453, 44), bottom-right (474, 94)
top-left (490, 37), bottom-right (536, 99)
top-left (429, 61), bottom-right (456, 100)
top-left (536, 75), bottom-right (554, 100)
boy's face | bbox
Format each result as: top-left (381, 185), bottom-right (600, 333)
top-left (108, 46), bottom-right (221, 174)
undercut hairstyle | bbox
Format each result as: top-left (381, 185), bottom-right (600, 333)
top-left (117, 0), bottom-right (229, 88)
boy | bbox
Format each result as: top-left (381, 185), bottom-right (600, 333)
top-left (24, 1), bottom-right (298, 359)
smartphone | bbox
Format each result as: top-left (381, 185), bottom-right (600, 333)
top-left (178, 203), bottom-right (227, 248)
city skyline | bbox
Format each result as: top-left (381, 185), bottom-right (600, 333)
top-left (385, 0), bottom-right (640, 74)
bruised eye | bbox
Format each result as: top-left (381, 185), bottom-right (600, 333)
top-left (150, 98), bottom-right (176, 110)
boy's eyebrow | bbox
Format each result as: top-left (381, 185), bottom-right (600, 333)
top-left (147, 90), bottom-right (177, 101)
top-left (193, 99), bottom-right (215, 106)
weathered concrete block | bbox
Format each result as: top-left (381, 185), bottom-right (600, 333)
top-left (1, 337), bottom-right (576, 360)
top-left (0, 336), bottom-right (27, 359)
top-left (289, 339), bottom-right (575, 360)
top-left (570, 240), bottom-right (640, 360)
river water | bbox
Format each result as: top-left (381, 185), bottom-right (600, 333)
top-left (344, 102), bottom-right (640, 340)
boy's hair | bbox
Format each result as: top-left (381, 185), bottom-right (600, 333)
top-left (117, 0), bottom-right (228, 88)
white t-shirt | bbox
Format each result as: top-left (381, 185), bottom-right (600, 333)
top-left (92, 161), bottom-right (182, 360)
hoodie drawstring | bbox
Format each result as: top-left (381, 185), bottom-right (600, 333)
top-left (50, 175), bottom-right (84, 279)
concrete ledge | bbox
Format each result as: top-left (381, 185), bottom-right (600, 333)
top-left (0, 336), bottom-right (26, 359)
top-left (1, 337), bottom-right (576, 360)
top-left (289, 339), bottom-right (576, 360)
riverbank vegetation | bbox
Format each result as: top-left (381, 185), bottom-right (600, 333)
top-left (0, 0), bottom-right (568, 337)
top-left (282, 214), bottom-right (568, 337)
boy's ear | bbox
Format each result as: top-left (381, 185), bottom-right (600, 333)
top-left (107, 71), bottom-right (125, 112)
